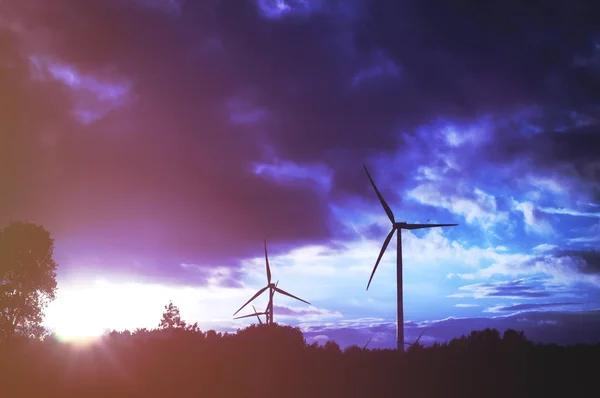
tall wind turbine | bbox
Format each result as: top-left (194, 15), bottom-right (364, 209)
top-left (363, 164), bottom-right (458, 352)
top-left (233, 240), bottom-right (310, 324)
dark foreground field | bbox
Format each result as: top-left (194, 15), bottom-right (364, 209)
top-left (1, 325), bottom-right (597, 398)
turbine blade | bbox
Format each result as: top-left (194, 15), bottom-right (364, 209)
top-left (253, 305), bottom-right (263, 324)
top-left (234, 312), bottom-right (267, 320)
top-left (252, 305), bottom-right (264, 324)
top-left (264, 240), bottom-right (271, 284)
top-left (273, 286), bottom-right (311, 305)
top-left (233, 286), bottom-right (268, 316)
top-left (363, 164), bottom-right (395, 224)
top-left (415, 330), bottom-right (425, 344)
top-left (366, 227), bottom-right (395, 290)
top-left (402, 223), bottom-right (458, 230)
top-left (363, 336), bottom-right (372, 350)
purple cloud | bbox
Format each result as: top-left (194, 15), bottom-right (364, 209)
top-left (1, 0), bottom-right (598, 289)
top-left (272, 304), bottom-right (342, 319)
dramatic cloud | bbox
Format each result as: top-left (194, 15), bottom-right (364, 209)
top-left (2, 0), bottom-right (599, 344)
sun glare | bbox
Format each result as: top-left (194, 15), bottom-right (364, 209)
top-left (54, 326), bottom-right (105, 344)
top-left (46, 288), bottom-right (109, 342)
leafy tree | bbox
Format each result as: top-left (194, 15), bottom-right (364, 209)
top-left (158, 301), bottom-right (199, 332)
top-left (323, 340), bottom-right (342, 355)
top-left (0, 222), bottom-right (58, 344)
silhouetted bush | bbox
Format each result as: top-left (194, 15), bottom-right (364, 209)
top-left (0, 324), bottom-right (598, 398)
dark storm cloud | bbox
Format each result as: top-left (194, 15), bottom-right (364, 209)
top-left (487, 124), bottom-right (600, 196)
top-left (516, 249), bottom-right (600, 279)
top-left (359, 0), bottom-right (600, 115)
top-left (2, 0), bottom-right (346, 274)
top-left (2, 0), bottom-right (600, 283)
top-left (358, 0), bottom-right (600, 208)
top-left (559, 250), bottom-right (600, 274)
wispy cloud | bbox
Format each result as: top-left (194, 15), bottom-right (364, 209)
top-left (485, 302), bottom-right (584, 313)
top-left (533, 244), bottom-right (559, 252)
top-left (271, 304), bottom-right (343, 320)
top-left (406, 183), bottom-right (508, 228)
top-left (540, 207), bottom-right (600, 218)
top-left (514, 201), bottom-right (555, 235)
top-left (449, 279), bottom-right (557, 299)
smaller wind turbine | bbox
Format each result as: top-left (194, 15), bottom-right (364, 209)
top-left (404, 330), bottom-right (425, 348)
top-left (234, 282), bottom-right (278, 324)
top-left (233, 304), bottom-right (267, 325)
top-left (363, 336), bottom-right (373, 350)
top-left (233, 240), bottom-right (310, 324)
top-left (252, 305), bottom-right (264, 325)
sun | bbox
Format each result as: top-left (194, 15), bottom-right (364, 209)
top-left (48, 308), bottom-right (107, 343)
top-left (53, 322), bottom-right (106, 342)
top-left (44, 279), bottom-right (167, 341)
top-left (44, 286), bottom-right (110, 342)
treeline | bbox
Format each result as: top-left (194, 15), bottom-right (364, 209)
top-left (1, 324), bottom-right (598, 398)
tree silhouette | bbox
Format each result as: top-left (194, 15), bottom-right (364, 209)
top-left (158, 301), bottom-right (186, 329)
top-left (0, 222), bottom-right (58, 344)
top-left (158, 301), bottom-right (199, 332)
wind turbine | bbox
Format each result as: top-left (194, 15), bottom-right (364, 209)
top-left (233, 304), bottom-right (267, 325)
top-left (404, 330), bottom-right (426, 349)
top-left (234, 282), bottom-right (278, 324)
top-left (363, 164), bottom-right (458, 352)
top-left (233, 240), bottom-right (310, 324)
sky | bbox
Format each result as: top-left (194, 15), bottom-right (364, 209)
top-left (1, 0), bottom-right (599, 348)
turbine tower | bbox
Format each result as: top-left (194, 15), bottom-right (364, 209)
top-left (233, 240), bottom-right (310, 324)
top-left (363, 164), bottom-right (458, 352)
